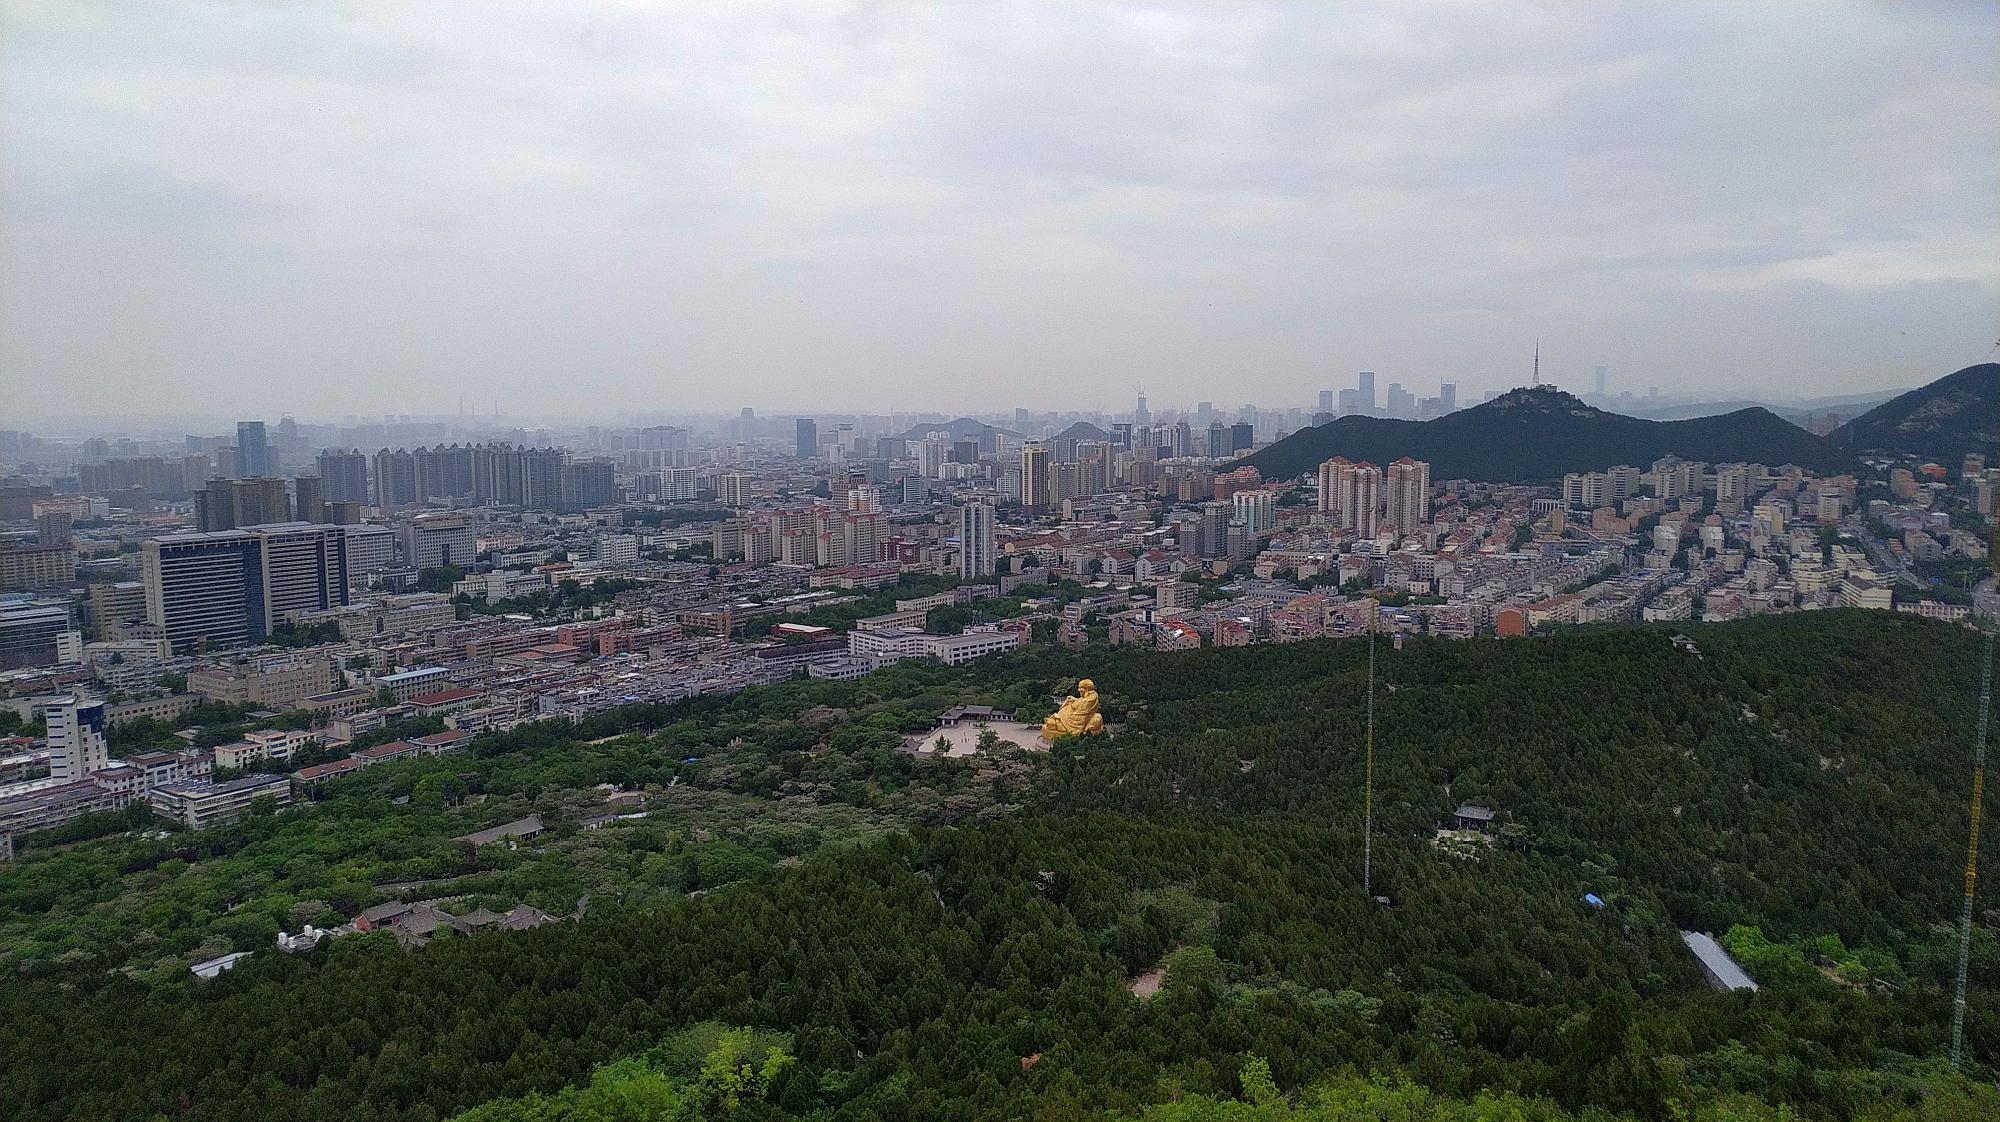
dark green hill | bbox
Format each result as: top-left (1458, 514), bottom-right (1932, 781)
top-left (4, 611), bottom-right (1997, 1121)
top-left (1830, 363), bottom-right (1999, 462)
top-left (1243, 385), bottom-right (1854, 482)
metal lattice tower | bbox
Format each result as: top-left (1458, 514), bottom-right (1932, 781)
top-left (1364, 625), bottom-right (1376, 895)
top-left (1951, 629), bottom-right (1992, 1069)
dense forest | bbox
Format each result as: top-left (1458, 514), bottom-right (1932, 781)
top-left (3, 611), bottom-right (1997, 1121)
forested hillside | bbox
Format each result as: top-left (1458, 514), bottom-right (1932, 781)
top-left (1242, 387), bottom-right (1853, 482)
top-left (3, 612), bottom-right (1997, 1122)
top-left (1830, 363), bottom-right (2000, 463)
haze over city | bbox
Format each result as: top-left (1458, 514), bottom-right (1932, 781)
top-left (4, 1), bottom-right (1996, 426)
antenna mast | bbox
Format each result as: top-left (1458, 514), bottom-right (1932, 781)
top-left (1364, 622), bottom-right (1376, 895)
top-left (1951, 628), bottom-right (1993, 1069)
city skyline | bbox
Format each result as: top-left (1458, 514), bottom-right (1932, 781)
top-left (0, 363), bottom-right (1926, 441)
top-left (5, 3), bottom-right (1995, 421)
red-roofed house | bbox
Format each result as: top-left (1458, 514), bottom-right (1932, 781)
top-left (408, 688), bottom-right (483, 718)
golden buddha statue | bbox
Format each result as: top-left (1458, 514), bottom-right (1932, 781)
top-left (1042, 678), bottom-right (1105, 739)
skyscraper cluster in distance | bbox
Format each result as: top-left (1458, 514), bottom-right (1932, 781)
top-left (1313, 372), bottom-right (1457, 425)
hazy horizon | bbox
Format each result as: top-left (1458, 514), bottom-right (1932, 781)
top-left (4, 1), bottom-right (1996, 424)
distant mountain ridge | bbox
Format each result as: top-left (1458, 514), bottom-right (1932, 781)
top-left (1829, 363), bottom-right (1999, 463)
top-left (1241, 384), bottom-right (1855, 483)
top-left (1619, 388), bottom-right (1903, 426)
top-left (1053, 421), bottom-right (1111, 442)
top-left (895, 417), bottom-right (1021, 441)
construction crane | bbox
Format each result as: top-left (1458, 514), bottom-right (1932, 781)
top-left (1950, 628), bottom-right (1991, 1070)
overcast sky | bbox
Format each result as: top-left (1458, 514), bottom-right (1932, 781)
top-left (3, 1), bottom-right (1996, 424)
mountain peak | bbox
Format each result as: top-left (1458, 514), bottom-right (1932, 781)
top-left (1054, 421), bottom-right (1111, 442)
top-left (1241, 381), bottom-right (1852, 483)
top-left (1480, 384), bottom-right (1598, 416)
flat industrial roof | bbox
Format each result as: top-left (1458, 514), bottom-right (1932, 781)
top-left (1679, 930), bottom-right (1759, 992)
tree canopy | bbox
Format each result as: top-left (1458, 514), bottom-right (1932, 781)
top-left (3, 611), bottom-right (1997, 1121)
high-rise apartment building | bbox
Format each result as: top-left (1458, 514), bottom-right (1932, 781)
top-left (1318, 458), bottom-right (1382, 537)
top-left (826, 468), bottom-right (866, 510)
top-left (1049, 462), bottom-right (1081, 506)
top-left (847, 485), bottom-right (883, 514)
top-left (485, 445), bottom-right (565, 508)
top-left (812, 509), bottom-right (884, 568)
top-left (795, 418), bottom-right (818, 458)
top-left (143, 524), bottom-right (350, 652)
top-left (1020, 443), bottom-right (1049, 511)
top-left (0, 601), bottom-right (78, 670)
top-left (373, 448), bottom-right (419, 507)
top-left (1232, 490), bottom-right (1276, 536)
top-left (1350, 463), bottom-right (1382, 537)
top-left (399, 514), bottom-right (476, 571)
top-left (1650, 456), bottom-right (1703, 502)
top-left (258, 523), bottom-right (351, 625)
top-left (658, 466), bottom-right (699, 503)
top-left (719, 472), bottom-right (756, 508)
top-left (958, 501), bottom-right (995, 578)
top-left (1753, 500), bottom-right (1787, 537)
top-left (1607, 465), bottom-right (1643, 503)
top-left (87, 580), bottom-right (148, 640)
top-left (917, 436), bottom-right (951, 478)
top-left (1077, 442), bottom-right (1110, 497)
top-left (36, 510), bottom-right (73, 547)
top-left (560, 460), bottom-right (617, 509)
top-left (344, 524), bottom-right (397, 579)
top-left (413, 445), bottom-right (478, 501)
top-left (47, 698), bottom-right (109, 783)
top-left (638, 426), bottom-right (690, 452)
top-left (478, 444), bottom-right (583, 503)
top-left (293, 476), bottom-right (324, 525)
top-left (236, 421), bottom-right (271, 477)
top-left (195, 476), bottom-right (289, 531)
top-left (1385, 384), bottom-right (1415, 419)
top-left (0, 543), bottom-right (78, 590)
top-left (1384, 457), bottom-right (1430, 532)
top-left (316, 450), bottom-right (370, 504)
top-left (1714, 463), bottom-right (1757, 509)
top-left (1562, 472), bottom-right (1608, 510)
top-left (1318, 390), bottom-right (1334, 414)
top-left (1317, 457), bottom-right (1345, 516)
top-left (1195, 501), bottom-right (1230, 558)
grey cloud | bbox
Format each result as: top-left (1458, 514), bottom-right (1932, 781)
top-left (1, 0), bottom-right (1995, 424)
